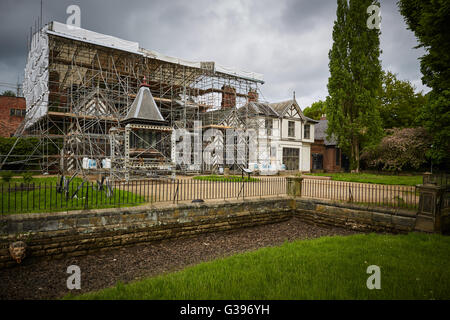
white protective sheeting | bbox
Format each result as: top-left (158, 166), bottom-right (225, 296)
top-left (215, 65), bottom-right (264, 83)
top-left (140, 48), bottom-right (202, 69)
top-left (22, 27), bottom-right (50, 128)
top-left (48, 21), bottom-right (264, 83)
top-left (50, 21), bottom-right (140, 54)
top-left (141, 48), bottom-right (264, 82)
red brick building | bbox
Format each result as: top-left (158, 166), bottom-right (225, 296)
top-left (310, 116), bottom-right (347, 172)
top-left (0, 96), bottom-right (26, 137)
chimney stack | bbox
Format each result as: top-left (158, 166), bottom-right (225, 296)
top-left (221, 85), bottom-right (236, 108)
top-left (248, 89), bottom-right (258, 102)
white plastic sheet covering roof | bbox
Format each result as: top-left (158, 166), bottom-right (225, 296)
top-left (22, 26), bottom-right (50, 128)
top-left (48, 21), bottom-right (264, 83)
top-left (48, 21), bottom-right (140, 53)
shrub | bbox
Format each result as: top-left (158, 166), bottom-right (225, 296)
top-left (1, 171), bottom-right (14, 183)
top-left (22, 172), bottom-right (33, 184)
top-left (362, 127), bottom-right (431, 172)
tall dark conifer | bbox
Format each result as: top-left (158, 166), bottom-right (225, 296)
top-left (327, 0), bottom-right (383, 172)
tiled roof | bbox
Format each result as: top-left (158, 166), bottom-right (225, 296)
top-left (304, 116), bottom-right (319, 123)
top-left (314, 119), bottom-right (337, 145)
top-left (237, 102), bottom-right (278, 117)
top-left (268, 100), bottom-right (295, 115)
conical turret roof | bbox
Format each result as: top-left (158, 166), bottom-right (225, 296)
top-left (123, 80), bottom-right (166, 124)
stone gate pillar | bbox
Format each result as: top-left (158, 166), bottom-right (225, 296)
top-left (415, 183), bottom-right (448, 233)
top-left (286, 176), bottom-right (303, 197)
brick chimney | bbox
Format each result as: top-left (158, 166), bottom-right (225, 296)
top-left (320, 114), bottom-right (327, 120)
top-left (248, 89), bottom-right (258, 102)
top-left (221, 85), bottom-right (236, 108)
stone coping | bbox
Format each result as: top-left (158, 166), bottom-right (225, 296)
top-left (0, 195), bottom-right (417, 223)
top-left (0, 196), bottom-right (290, 222)
top-left (301, 175), bottom-right (332, 180)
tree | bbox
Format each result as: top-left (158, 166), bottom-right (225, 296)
top-left (398, 0), bottom-right (450, 165)
top-left (398, 0), bottom-right (450, 93)
top-left (0, 137), bottom-right (40, 171)
top-left (303, 100), bottom-right (327, 120)
top-left (379, 71), bottom-right (427, 129)
top-left (326, 0), bottom-right (383, 172)
top-left (362, 127), bottom-right (431, 171)
top-left (418, 89), bottom-right (450, 165)
top-left (1, 90), bottom-right (16, 97)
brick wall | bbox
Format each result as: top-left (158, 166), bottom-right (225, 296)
top-left (0, 96), bottom-right (26, 137)
top-left (248, 89), bottom-right (258, 102)
top-left (324, 147), bottom-right (341, 172)
top-left (221, 85), bottom-right (236, 108)
top-left (311, 143), bottom-right (324, 154)
top-left (311, 142), bottom-right (342, 172)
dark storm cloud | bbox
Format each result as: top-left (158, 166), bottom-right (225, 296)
top-left (280, 0), bottom-right (335, 33)
top-left (0, 0), bottom-right (429, 107)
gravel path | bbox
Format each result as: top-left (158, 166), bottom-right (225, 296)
top-left (0, 218), bottom-right (358, 300)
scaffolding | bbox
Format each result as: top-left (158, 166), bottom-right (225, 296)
top-left (3, 21), bottom-right (269, 180)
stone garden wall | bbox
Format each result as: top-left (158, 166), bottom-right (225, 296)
top-left (293, 198), bottom-right (416, 233)
top-left (0, 198), bottom-right (291, 268)
top-left (0, 197), bottom-right (418, 269)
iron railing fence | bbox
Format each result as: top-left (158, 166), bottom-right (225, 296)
top-left (1, 177), bottom-right (288, 215)
top-left (301, 178), bottom-right (419, 210)
top-left (1, 176), bottom-right (423, 215)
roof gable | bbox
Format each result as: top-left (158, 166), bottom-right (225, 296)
top-left (269, 100), bottom-right (306, 120)
top-left (74, 87), bottom-right (113, 116)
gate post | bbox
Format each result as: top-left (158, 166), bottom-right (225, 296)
top-left (286, 176), bottom-right (303, 197)
top-left (415, 183), bottom-right (448, 233)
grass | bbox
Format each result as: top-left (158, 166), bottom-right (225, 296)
top-left (304, 172), bottom-right (422, 186)
top-left (0, 177), bottom-right (146, 215)
top-left (67, 232), bottom-right (450, 300)
top-left (193, 175), bottom-right (259, 182)
top-left (1, 176), bottom-right (62, 185)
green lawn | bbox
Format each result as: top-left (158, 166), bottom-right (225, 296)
top-left (304, 172), bottom-right (422, 186)
top-left (193, 175), bottom-right (259, 182)
top-left (67, 232), bottom-right (450, 300)
top-left (0, 177), bottom-right (146, 215)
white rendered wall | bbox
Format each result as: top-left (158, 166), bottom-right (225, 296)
top-left (301, 144), bottom-right (311, 172)
top-left (281, 118), bottom-right (302, 140)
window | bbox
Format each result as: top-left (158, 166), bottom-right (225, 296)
top-left (304, 124), bottom-right (310, 139)
top-left (288, 121), bottom-right (295, 137)
top-left (265, 119), bottom-right (273, 136)
top-left (9, 109), bottom-right (25, 117)
top-left (336, 148), bottom-right (341, 166)
top-left (21, 110), bottom-right (26, 117)
top-left (282, 148), bottom-right (299, 170)
top-left (312, 153), bottom-right (323, 170)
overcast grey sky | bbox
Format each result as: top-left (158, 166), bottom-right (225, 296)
top-left (0, 0), bottom-right (429, 109)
